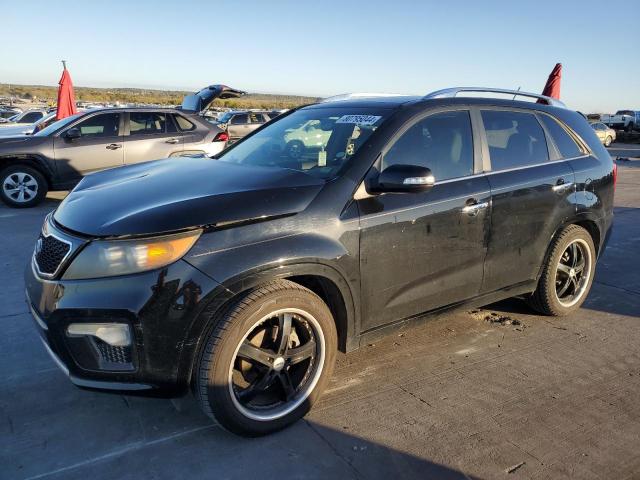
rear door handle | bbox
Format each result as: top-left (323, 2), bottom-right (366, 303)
top-left (106, 143), bottom-right (122, 150)
top-left (165, 138), bottom-right (180, 144)
top-left (552, 179), bottom-right (574, 192)
top-left (462, 200), bottom-right (489, 216)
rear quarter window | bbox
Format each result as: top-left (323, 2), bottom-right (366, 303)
top-left (539, 115), bottom-right (585, 159)
top-left (481, 110), bottom-right (549, 170)
top-left (173, 114), bottom-right (196, 131)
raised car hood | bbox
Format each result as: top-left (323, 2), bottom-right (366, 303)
top-left (53, 158), bottom-right (324, 237)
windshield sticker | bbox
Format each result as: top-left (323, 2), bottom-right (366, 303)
top-left (318, 150), bottom-right (327, 167)
top-left (335, 115), bottom-right (382, 126)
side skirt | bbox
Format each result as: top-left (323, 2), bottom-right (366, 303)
top-left (355, 280), bottom-right (537, 350)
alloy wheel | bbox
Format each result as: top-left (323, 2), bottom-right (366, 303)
top-left (555, 238), bottom-right (592, 307)
top-left (228, 308), bottom-right (324, 421)
top-left (2, 172), bottom-right (39, 203)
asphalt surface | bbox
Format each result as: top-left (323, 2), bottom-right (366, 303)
top-left (1, 152), bottom-right (639, 480)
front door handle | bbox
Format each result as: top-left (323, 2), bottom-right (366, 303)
top-left (106, 143), bottom-right (122, 150)
top-left (462, 200), bottom-right (489, 216)
top-left (165, 138), bottom-right (180, 144)
top-left (552, 179), bottom-right (574, 192)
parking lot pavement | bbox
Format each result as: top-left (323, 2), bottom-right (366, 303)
top-left (1, 159), bottom-right (639, 480)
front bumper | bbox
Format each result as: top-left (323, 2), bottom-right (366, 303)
top-left (25, 255), bottom-right (223, 397)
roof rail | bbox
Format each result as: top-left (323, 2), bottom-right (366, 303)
top-left (321, 92), bottom-right (412, 103)
top-left (424, 87), bottom-right (566, 108)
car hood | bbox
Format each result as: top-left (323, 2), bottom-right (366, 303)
top-left (0, 135), bottom-right (50, 147)
top-left (53, 157), bottom-right (325, 237)
top-left (0, 124), bottom-right (34, 137)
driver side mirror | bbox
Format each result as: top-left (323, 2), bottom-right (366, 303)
top-left (64, 128), bottom-right (81, 140)
top-left (368, 164), bottom-right (435, 194)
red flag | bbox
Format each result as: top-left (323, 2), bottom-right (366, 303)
top-left (56, 67), bottom-right (78, 120)
top-left (540, 63), bottom-right (562, 101)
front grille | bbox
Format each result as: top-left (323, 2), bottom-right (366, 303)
top-left (34, 234), bottom-right (71, 275)
top-left (94, 338), bottom-right (132, 364)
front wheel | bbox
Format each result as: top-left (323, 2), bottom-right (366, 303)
top-left (527, 225), bottom-right (596, 316)
top-left (0, 165), bottom-right (48, 208)
top-left (604, 135), bottom-right (612, 147)
top-left (196, 280), bottom-right (337, 436)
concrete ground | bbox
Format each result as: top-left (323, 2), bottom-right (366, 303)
top-left (1, 153), bottom-right (639, 480)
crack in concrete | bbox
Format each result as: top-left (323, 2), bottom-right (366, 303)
top-left (21, 424), bottom-right (216, 480)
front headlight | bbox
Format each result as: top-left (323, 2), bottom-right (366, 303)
top-left (62, 229), bottom-right (202, 280)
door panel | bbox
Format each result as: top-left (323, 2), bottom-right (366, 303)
top-left (479, 108), bottom-right (576, 293)
top-left (227, 114), bottom-right (251, 139)
top-left (358, 176), bottom-right (491, 330)
top-left (53, 113), bottom-right (124, 181)
top-left (124, 112), bottom-right (184, 164)
top-left (358, 109), bottom-right (489, 331)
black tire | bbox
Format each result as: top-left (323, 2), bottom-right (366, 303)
top-left (286, 140), bottom-right (305, 159)
top-left (0, 165), bottom-right (48, 208)
top-left (626, 123), bottom-right (634, 133)
top-left (527, 225), bottom-right (596, 316)
top-left (604, 135), bottom-right (612, 147)
top-left (196, 279), bottom-right (337, 436)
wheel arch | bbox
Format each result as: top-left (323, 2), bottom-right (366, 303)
top-left (0, 155), bottom-right (54, 188)
top-left (535, 215), bottom-right (603, 283)
top-left (180, 261), bottom-right (359, 391)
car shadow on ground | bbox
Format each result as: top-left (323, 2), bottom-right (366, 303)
top-left (1, 373), bottom-right (476, 479)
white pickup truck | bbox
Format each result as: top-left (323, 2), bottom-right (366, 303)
top-left (600, 110), bottom-right (640, 132)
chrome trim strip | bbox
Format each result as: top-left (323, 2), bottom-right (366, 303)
top-left (40, 338), bottom-right (70, 376)
top-left (29, 301), bottom-right (48, 331)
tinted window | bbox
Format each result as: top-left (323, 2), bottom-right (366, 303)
top-left (383, 110), bottom-right (474, 181)
top-left (173, 114), bottom-right (196, 131)
top-left (20, 112), bottom-right (43, 123)
top-left (75, 113), bottom-right (120, 137)
top-left (482, 110), bottom-right (548, 170)
top-left (540, 115), bottom-right (583, 159)
top-left (230, 114), bottom-right (248, 125)
top-left (129, 112), bottom-right (166, 135)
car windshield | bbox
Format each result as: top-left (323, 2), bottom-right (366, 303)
top-left (217, 112), bottom-right (234, 123)
top-left (35, 113), bottom-right (83, 136)
top-left (217, 107), bottom-right (390, 179)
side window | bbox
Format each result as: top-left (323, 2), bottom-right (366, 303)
top-left (539, 115), bottom-right (584, 159)
top-left (383, 110), bottom-right (474, 182)
top-left (21, 112), bottom-right (43, 123)
top-left (173, 114), bottom-right (196, 131)
top-left (74, 113), bottom-right (120, 137)
top-left (129, 112), bottom-right (166, 135)
top-left (230, 114), bottom-right (248, 125)
top-left (249, 113), bottom-right (266, 124)
top-left (481, 110), bottom-right (548, 170)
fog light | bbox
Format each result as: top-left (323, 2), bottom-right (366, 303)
top-left (67, 323), bottom-right (131, 347)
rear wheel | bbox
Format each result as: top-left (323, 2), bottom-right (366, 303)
top-left (196, 280), bottom-right (337, 436)
top-left (0, 165), bottom-right (48, 208)
top-left (527, 225), bottom-right (596, 316)
top-left (604, 135), bottom-right (612, 147)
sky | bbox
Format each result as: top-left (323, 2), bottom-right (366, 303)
top-left (2, 0), bottom-right (639, 113)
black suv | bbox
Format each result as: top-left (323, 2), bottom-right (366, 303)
top-left (25, 88), bottom-right (615, 436)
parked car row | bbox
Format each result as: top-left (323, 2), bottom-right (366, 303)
top-left (24, 86), bottom-right (615, 436)
top-left (0, 84), bottom-right (244, 207)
